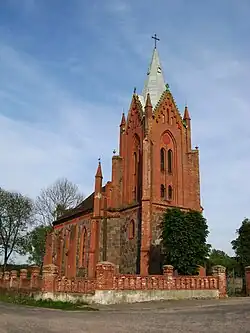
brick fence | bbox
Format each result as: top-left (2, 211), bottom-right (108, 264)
top-left (0, 262), bottom-right (231, 304)
top-left (4, 262), bottom-right (250, 305)
top-left (0, 266), bottom-right (42, 291)
top-left (2, 263), bottom-right (250, 304)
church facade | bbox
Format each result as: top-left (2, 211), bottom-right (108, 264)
top-left (46, 42), bottom-right (202, 278)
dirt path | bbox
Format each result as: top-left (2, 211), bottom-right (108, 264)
top-left (0, 298), bottom-right (249, 333)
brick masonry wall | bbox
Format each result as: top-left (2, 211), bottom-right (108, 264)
top-left (99, 207), bottom-right (140, 275)
top-left (53, 218), bottom-right (91, 278)
top-left (0, 263), bottom-right (229, 305)
top-left (39, 263), bottom-right (227, 301)
top-left (0, 266), bottom-right (42, 291)
top-left (245, 266), bottom-right (250, 296)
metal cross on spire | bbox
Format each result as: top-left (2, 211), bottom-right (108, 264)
top-left (152, 33), bottom-right (160, 49)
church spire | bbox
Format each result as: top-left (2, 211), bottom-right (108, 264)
top-left (142, 35), bottom-right (166, 109)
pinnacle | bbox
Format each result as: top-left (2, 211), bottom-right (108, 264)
top-left (95, 160), bottom-right (103, 178)
top-left (120, 113), bottom-right (126, 126)
top-left (145, 93), bottom-right (152, 108)
top-left (183, 105), bottom-right (191, 120)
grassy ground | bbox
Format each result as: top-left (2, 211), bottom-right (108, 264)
top-left (0, 291), bottom-right (98, 311)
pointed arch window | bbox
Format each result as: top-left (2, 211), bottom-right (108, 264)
top-left (168, 185), bottom-right (173, 200)
top-left (79, 226), bottom-right (87, 268)
top-left (168, 149), bottom-right (173, 174)
top-left (160, 148), bottom-right (165, 172)
top-left (160, 184), bottom-right (166, 199)
top-left (133, 152), bottom-right (137, 176)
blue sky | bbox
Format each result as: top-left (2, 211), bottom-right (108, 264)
top-left (0, 0), bottom-right (250, 256)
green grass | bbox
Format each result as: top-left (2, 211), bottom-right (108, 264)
top-left (0, 291), bottom-right (98, 311)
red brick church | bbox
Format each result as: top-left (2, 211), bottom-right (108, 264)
top-left (44, 37), bottom-right (202, 278)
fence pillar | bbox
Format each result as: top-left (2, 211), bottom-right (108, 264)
top-left (19, 269), bottom-right (28, 289)
top-left (96, 262), bottom-right (115, 290)
top-left (245, 266), bottom-right (250, 296)
top-left (30, 266), bottom-right (40, 289)
top-left (212, 265), bottom-right (227, 298)
top-left (3, 271), bottom-right (10, 289)
top-left (10, 270), bottom-right (18, 289)
top-left (163, 265), bottom-right (174, 289)
top-left (42, 264), bottom-right (58, 293)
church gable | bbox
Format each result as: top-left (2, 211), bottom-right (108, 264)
top-left (154, 90), bottom-right (184, 133)
top-left (125, 94), bottom-right (143, 135)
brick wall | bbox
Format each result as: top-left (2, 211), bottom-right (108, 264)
top-left (40, 262), bottom-right (227, 298)
top-left (0, 266), bottom-right (42, 291)
top-left (0, 262), bottom-right (229, 303)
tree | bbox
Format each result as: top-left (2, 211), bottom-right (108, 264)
top-left (35, 178), bottom-right (84, 225)
top-left (231, 218), bottom-right (250, 273)
top-left (207, 249), bottom-right (240, 275)
top-left (25, 225), bottom-right (53, 268)
top-left (0, 188), bottom-right (33, 270)
top-left (161, 208), bottom-right (210, 275)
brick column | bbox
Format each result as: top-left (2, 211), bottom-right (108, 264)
top-left (42, 264), bottom-right (58, 293)
top-left (19, 269), bottom-right (28, 289)
top-left (212, 265), bottom-right (227, 298)
top-left (245, 266), bottom-right (250, 296)
top-left (163, 265), bottom-right (174, 289)
top-left (30, 266), bottom-right (40, 289)
top-left (96, 262), bottom-right (115, 290)
top-left (3, 271), bottom-right (10, 289)
top-left (140, 137), bottom-right (152, 276)
top-left (10, 270), bottom-right (18, 289)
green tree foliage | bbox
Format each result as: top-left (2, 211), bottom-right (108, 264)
top-left (231, 218), bottom-right (250, 272)
top-left (25, 225), bottom-right (53, 268)
top-left (161, 208), bottom-right (210, 275)
top-left (207, 249), bottom-right (240, 276)
top-left (0, 188), bottom-right (33, 269)
top-left (209, 249), bottom-right (233, 268)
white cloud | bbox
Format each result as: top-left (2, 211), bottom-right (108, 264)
top-left (1, 0), bottom-right (250, 258)
top-left (0, 42), bottom-right (121, 202)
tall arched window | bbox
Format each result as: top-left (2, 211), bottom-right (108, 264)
top-left (168, 149), bottom-right (173, 174)
top-left (167, 109), bottom-right (170, 123)
top-left (168, 185), bottom-right (173, 200)
top-left (79, 227), bottom-right (87, 267)
top-left (133, 152), bottom-right (137, 175)
top-left (160, 148), bottom-right (165, 172)
top-left (160, 184), bottom-right (166, 198)
top-left (133, 152), bottom-right (137, 201)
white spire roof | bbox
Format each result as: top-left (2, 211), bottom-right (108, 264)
top-left (141, 47), bottom-right (166, 109)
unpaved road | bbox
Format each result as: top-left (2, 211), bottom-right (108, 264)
top-left (0, 298), bottom-right (250, 332)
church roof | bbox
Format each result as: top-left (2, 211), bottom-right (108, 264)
top-left (53, 186), bottom-right (106, 225)
top-left (140, 47), bottom-right (166, 109)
